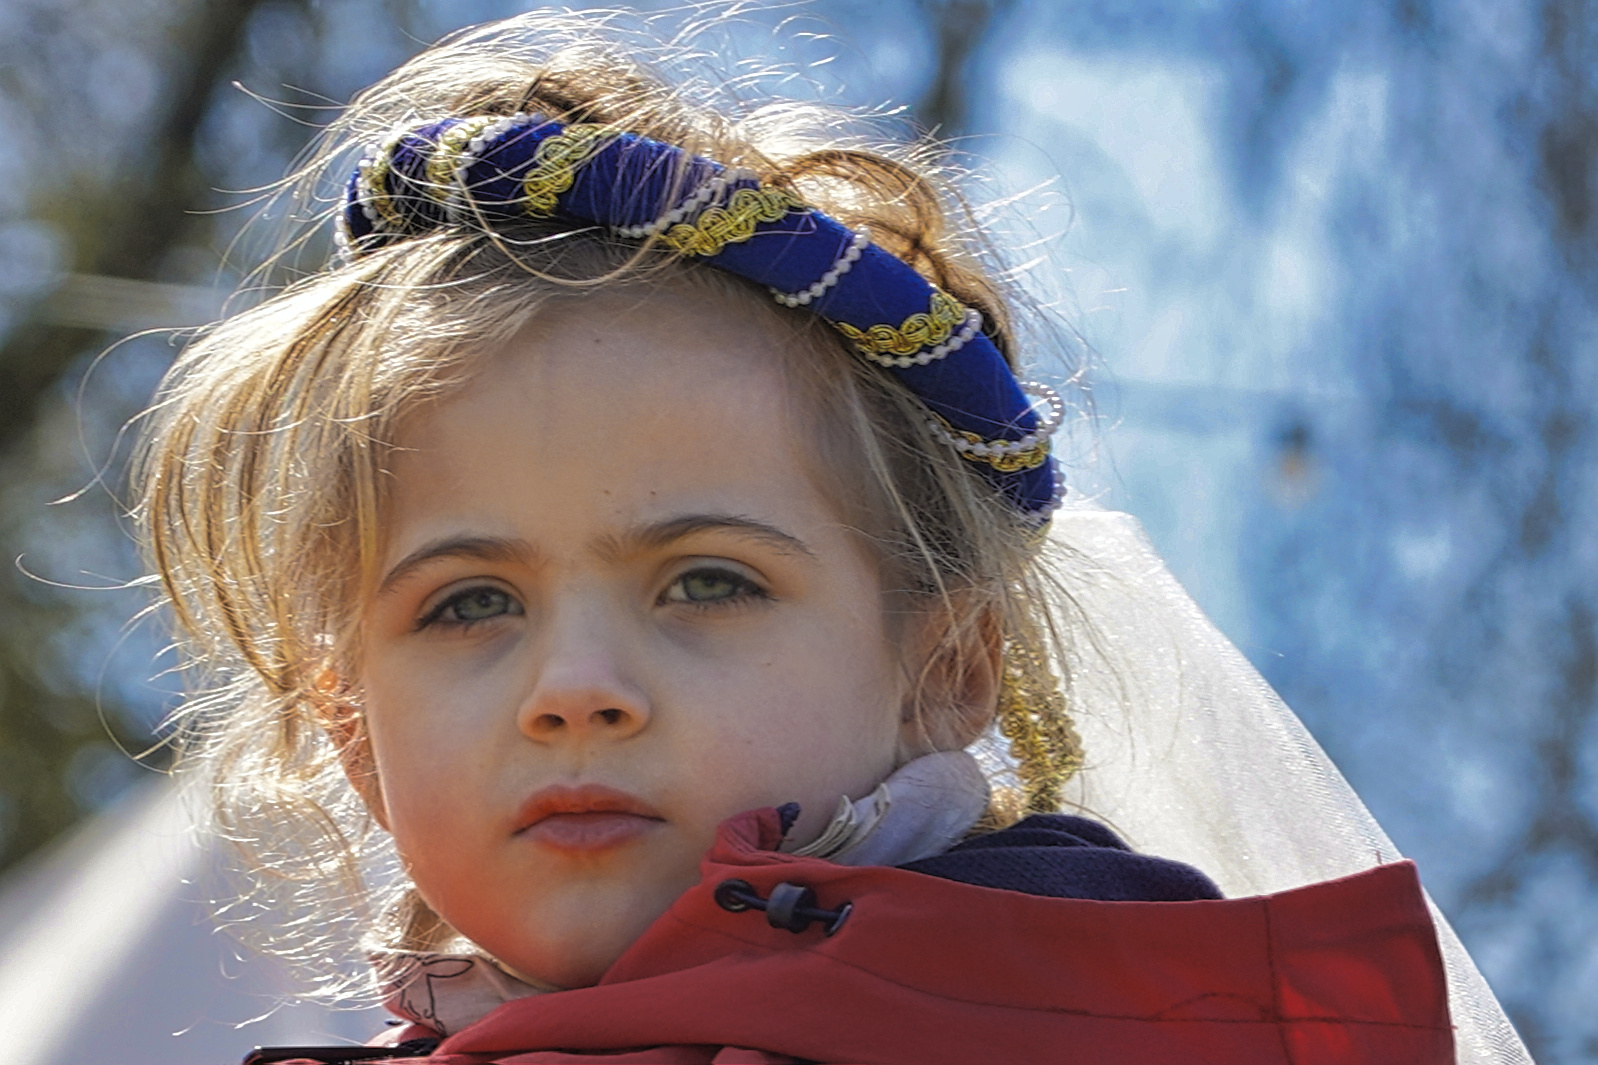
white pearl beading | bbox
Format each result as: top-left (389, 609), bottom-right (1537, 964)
top-left (1046, 468), bottom-right (1069, 508)
top-left (1029, 463), bottom-right (1069, 520)
top-left (355, 158), bottom-right (377, 225)
top-left (445, 111), bottom-right (534, 222)
top-left (772, 227), bottom-right (871, 307)
top-left (925, 380), bottom-right (1066, 459)
top-left (612, 168), bottom-right (757, 240)
top-left (332, 212), bottom-right (353, 260)
top-left (856, 307), bottom-right (983, 369)
top-left (354, 129), bottom-right (404, 231)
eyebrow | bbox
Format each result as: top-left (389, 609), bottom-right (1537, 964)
top-left (375, 535), bottom-right (537, 599)
top-left (374, 515), bottom-right (814, 598)
top-left (596, 514), bottom-right (817, 563)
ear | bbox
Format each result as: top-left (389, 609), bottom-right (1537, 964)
top-left (898, 600), bottom-right (1003, 754)
top-left (314, 668), bottom-right (391, 832)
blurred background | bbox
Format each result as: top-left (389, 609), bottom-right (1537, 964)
top-left (0, 0), bottom-right (1589, 1060)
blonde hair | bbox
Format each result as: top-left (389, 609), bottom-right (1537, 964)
top-left (134, 9), bottom-right (1083, 994)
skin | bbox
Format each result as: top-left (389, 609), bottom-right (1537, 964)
top-left (352, 284), bottom-right (931, 989)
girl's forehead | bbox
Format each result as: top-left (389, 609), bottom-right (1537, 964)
top-left (466, 286), bottom-right (805, 422)
top-left (381, 283), bottom-right (842, 556)
top-left (477, 282), bottom-right (808, 404)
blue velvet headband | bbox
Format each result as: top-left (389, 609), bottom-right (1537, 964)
top-left (338, 113), bottom-right (1064, 517)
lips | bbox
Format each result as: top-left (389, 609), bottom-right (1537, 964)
top-left (514, 783), bottom-right (665, 853)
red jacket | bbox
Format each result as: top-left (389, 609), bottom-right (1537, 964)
top-left (321, 807), bottom-right (1456, 1064)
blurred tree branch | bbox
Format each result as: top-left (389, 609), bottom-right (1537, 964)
top-left (913, 0), bottom-right (1013, 137)
top-left (0, 0), bottom-right (274, 875)
top-left (0, 0), bottom-right (271, 461)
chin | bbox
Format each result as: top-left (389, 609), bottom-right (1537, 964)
top-left (505, 927), bottom-right (638, 989)
top-left (493, 898), bottom-right (674, 990)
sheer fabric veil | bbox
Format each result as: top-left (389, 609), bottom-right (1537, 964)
top-left (1037, 506), bottom-right (1532, 1065)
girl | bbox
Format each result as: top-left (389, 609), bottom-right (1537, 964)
top-left (133, 11), bottom-right (1523, 1064)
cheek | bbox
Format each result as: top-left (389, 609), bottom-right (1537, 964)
top-left (712, 615), bottom-right (898, 723)
top-left (671, 628), bottom-right (903, 807)
top-left (358, 657), bottom-right (512, 837)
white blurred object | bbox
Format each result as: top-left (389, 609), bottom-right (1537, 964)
top-left (0, 781), bottom-right (385, 1065)
top-left (1052, 506), bottom-right (1533, 1065)
top-left (35, 273), bottom-right (225, 331)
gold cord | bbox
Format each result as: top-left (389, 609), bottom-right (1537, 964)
top-left (996, 636), bottom-right (1084, 815)
top-left (659, 185), bottom-right (805, 256)
top-left (931, 414), bottom-right (1053, 473)
top-left (425, 116), bottom-right (501, 202)
top-left (360, 134), bottom-right (406, 231)
top-left (835, 289), bottom-right (966, 357)
top-left (521, 124), bottom-right (616, 217)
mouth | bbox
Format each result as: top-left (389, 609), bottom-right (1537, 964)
top-left (514, 783), bottom-right (665, 853)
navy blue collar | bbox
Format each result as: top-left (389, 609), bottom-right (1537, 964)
top-left (900, 814), bottom-right (1223, 902)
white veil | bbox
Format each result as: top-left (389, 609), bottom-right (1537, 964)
top-left (1039, 506), bottom-right (1532, 1065)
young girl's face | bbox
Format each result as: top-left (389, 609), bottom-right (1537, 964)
top-left (355, 283), bottom-right (913, 988)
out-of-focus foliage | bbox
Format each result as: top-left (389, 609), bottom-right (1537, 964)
top-left (0, 0), bottom-right (271, 899)
top-left (0, 0), bottom-right (446, 887)
top-left (0, 0), bottom-right (1590, 1059)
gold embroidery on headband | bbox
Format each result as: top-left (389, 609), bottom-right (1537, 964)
top-left (426, 116), bottom-right (500, 202)
top-left (361, 135), bottom-right (406, 230)
top-left (930, 414), bottom-right (1053, 473)
top-left (835, 290), bottom-right (966, 357)
top-left (521, 124), bottom-right (616, 217)
top-left (659, 185), bottom-right (805, 256)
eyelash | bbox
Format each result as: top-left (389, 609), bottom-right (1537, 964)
top-left (659, 566), bottom-right (771, 611)
top-left (413, 566), bottom-right (769, 631)
top-left (416, 585), bottom-right (524, 631)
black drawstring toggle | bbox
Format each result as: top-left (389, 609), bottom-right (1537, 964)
top-left (713, 878), bottom-right (852, 936)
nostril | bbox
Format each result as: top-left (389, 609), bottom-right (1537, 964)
top-left (520, 701), bottom-right (644, 741)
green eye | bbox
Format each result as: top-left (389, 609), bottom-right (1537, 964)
top-left (665, 568), bottom-right (763, 605)
top-left (430, 586), bottom-right (522, 626)
top-left (455, 589), bottom-right (511, 619)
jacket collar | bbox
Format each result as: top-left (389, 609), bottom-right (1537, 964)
top-left (377, 752), bottom-right (990, 1036)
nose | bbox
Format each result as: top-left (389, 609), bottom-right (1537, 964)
top-left (517, 598), bottom-right (652, 744)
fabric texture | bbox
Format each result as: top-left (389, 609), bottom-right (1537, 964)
top-left (371, 954), bottom-right (557, 1045)
top-left (780, 749), bottom-right (991, 867)
top-left (359, 807), bottom-right (1452, 1064)
top-left (901, 813), bottom-right (1224, 902)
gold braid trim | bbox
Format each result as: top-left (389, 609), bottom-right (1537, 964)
top-left (660, 185), bottom-right (806, 257)
top-left (996, 636), bottom-right (1084, 814)
top-left (521, 124), bottom-right (616, 217)
top-left (835, 289), bottom-right (966, 357)
top-left (931, 414), bottom-right (1053, 473)
top-left (360, 134), bottom-right (406, 231)
top-left (425, 116), bottom-right (501, 203)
